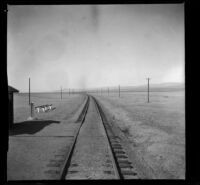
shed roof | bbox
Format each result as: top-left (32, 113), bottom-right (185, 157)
top-left (8, 86), bottom-right (19, 93)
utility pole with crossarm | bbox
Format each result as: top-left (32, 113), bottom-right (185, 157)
top-left (147, 78), bottom-right (150, 103)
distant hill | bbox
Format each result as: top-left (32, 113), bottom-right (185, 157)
top-left (120, 82), bottom-right (184, 92)
top-left (53, 82), bottom-right (185, 93)
top-left (148, 82), bottom-right (184, 88)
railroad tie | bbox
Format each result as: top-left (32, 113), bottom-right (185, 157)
top-left (119, 163), bottom-right (133, 168)
top-left (115, 154), bottom-right (128, 158)
top-left (44, 169), bottom-right (60, 175)
top-left (121, 169), bottom-right (138, 176)
top-left (46, 163), bottom-right (61, 168)
top-left (113, 150), bottom-right (125, 154)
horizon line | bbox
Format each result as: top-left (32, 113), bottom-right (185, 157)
top-left (16, 81), bottom-right (184, 93)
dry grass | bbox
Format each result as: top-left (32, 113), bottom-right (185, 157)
top-left (120, 125), bottom-right (131, 136)
top-left (94, 91), bottom-right (185, 179)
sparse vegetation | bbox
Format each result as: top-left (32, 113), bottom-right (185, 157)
top-left (121, 125), bottom-right (131, 136)
top-left (95, 90), bottom-right (185, 179)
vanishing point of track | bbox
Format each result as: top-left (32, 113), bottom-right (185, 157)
top-left (59, 95), bottom-right (139, 179)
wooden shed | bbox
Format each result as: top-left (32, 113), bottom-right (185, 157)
top-left (8, 86), bottom-right (19, 128)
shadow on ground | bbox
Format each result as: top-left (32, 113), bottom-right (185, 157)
top-left (9, 120), bottom-right (60, 136)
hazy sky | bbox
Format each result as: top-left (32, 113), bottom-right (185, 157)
top-left (7, 4), bottom-right (184, 92)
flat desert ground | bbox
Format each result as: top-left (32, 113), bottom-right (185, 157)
top-left (8, 90), bottom-right (185, 179)
top-left (8, 93), bottom-right (86, 180)
top-left (94, 90), bottom-right (185, 179)
top-left (13, 93), bottom-right (85, 123)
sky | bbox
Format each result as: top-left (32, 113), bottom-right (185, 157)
top-left (7, 4), bottom-right (184, 92)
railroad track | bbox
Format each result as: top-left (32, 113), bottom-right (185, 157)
top-left (92, 96), bottom-right (139, 179)
top-left (59, 95), bottom-right (139, 180)
top-left (59, 95), bottom-right (90, 179)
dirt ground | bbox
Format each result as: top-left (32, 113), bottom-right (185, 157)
top-left (94, 91), bottom-right (185, 179)
top-left (8, 92), bottom-right (185, 179)
top-left (13, 93), bottom-right (85, 122)
top-left (8, 93), bottom-right (86, 180)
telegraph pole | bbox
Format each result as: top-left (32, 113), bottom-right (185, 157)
top-left (69, 88), bottom-right (70, 96)
top-left (29, 77), bottom-right (31, 105)
top-left (27, 77), bottom-right (35, 121)
top-left (119, 85), bottom-right (120, 98)
top-left (108, 87), bottom-right (109, 96)
top-left (61, 86), bottom-right (62, 99)
top-left (147, 78), bottom-right (150, 103)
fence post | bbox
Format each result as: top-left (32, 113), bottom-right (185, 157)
top-left (31, 102), bottom-right (34, 118)
top-left (27, 102), bottom-right (35, 120)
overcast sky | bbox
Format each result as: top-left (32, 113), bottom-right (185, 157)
top-left (7, 4), bottom-right (184, 92)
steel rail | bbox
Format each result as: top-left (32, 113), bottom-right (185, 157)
top-left (91, 96), bottom-right (139, 179)
top-left (59, 95), bottom-right (90, 179)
